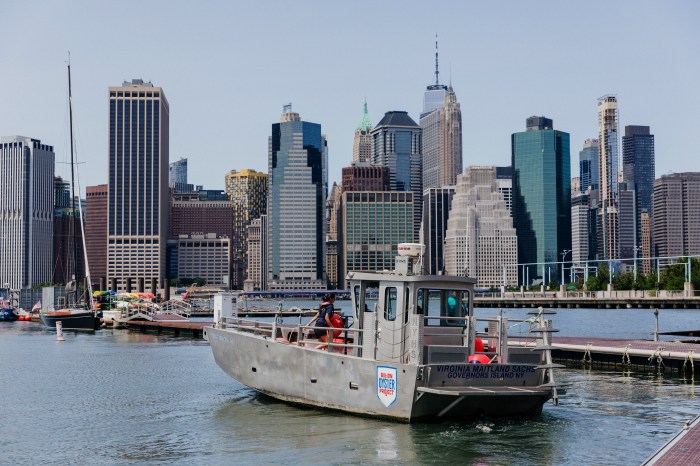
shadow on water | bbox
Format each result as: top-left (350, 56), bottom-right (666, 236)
top-left (208, 389), bottom-right (566, 465)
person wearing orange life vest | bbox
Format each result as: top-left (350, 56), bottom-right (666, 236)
top-left (306, 293), bottom-right (336, 349)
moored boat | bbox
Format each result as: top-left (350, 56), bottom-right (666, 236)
top-left (39, 60), bottom-right (99, 332)
top-left (205, 244), bottom-right (562, 422)
top-left (40, 308), bottom-right (99, 330)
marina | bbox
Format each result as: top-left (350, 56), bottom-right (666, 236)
top-left (1, 316), bottom-right (698, 465)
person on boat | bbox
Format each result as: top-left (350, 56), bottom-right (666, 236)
top-left (307, 293), bottom-right (336, 349)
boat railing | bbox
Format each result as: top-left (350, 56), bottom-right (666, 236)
top-left (422, 315), bottom-right (533, 363)
top-left (220, 315), bottom-right (365, 356)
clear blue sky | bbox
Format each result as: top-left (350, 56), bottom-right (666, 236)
top-left (2, 1), bottom-right (698, 192)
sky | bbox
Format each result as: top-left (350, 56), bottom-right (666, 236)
top-left (1, 1), bottom-right (699, 193)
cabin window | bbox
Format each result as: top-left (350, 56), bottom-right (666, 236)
top-left (384, 287), bottom-right (397, 321)
top-left (417, 289), bottom-right (470, 326)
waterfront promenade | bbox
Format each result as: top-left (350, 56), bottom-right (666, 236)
top-left (474, 289), bottom-right (700, 309)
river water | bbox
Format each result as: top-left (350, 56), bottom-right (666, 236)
top-left (1, 306), bottom-right (698, 465)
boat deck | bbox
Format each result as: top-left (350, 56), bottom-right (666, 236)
top-left (643, 415), bottom-right (700, 465)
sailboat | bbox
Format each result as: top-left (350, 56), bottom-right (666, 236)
top-left (40, 61), bottom-right (100, 331)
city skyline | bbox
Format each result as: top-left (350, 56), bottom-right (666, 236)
top-left (2, 2), bottom-right (698, 193)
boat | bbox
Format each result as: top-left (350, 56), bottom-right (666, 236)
top-left (40, 61), bottom-right (100, 331)
top-left (0, 299), bottom-right (18, 321)
top-left (0, 286), bottom-right (18, 321)
top-left (205, 244), bottom-right (562, 422)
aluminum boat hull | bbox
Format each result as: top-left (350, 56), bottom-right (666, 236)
top-left (205, 326), bottom-right (551, 422)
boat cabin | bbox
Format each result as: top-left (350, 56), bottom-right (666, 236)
top-left (344, 250), bottom-right (508, 366)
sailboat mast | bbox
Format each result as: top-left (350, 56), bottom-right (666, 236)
top-left (67, 62), bottom-right (78, 297)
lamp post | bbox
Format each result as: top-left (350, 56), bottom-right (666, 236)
top-left (561, 250), bottom-right (571, 287)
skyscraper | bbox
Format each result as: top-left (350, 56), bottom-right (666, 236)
top-left (597, 95), bottom-right (620, 260)
top-left (169, 157), bottom-right (192, 192)
top-left (352, 100), bottom-right (373, 164)
top-left (267, 105), bottom-right (327, 290)
top-left (422, 186), bottom-right (455, 275)
top-left (622, 125), bottom-right (655, 251)
top-left (579, 139), bottom-right (599, 193)
top-left (652, 172), bottom-right (700, 258)
top-left (53, 175), bottom-right (84, 285)
top-left (419, 40), bottom-right (462, 191)
top-left (107, 79), bottom-right (170, 291)
top-left (85, 184), bottom-right (108, 285)
top-left (341, 191), bottom-right (414, 288)
top-left (444, 166), bottom-right (518, 287)
top-left (438, 86), bottom-right (463, 186)
top-left (371, 111), bottom-right (422, 240)
top-left (512, 116), bottom-right (571, 284)
top-left (496, 166), bottom-right (513, 216)
top-left (0, 136), bottom-right (55, 289)
top-left (225, 168), bottom-right (268, 288)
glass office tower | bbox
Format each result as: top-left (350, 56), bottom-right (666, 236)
top-left (512, 116), bottom-right (571, 284)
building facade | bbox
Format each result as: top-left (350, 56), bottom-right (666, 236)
top-left (438, 86), bottom-right (463, 187)
top-left (571, 192), bottom-right (589, 267)
top-left (169, 157), bottom-right (192, 192)
top-left (267, 106), bottom-right (327, 290)
top-left (171, 190), bottom-right (233, 238)
top-left (371, 111), bottom-right (422, 240)
top-left (444, 167), bottom-right (518, 287)
top-left (107, 80), bottom-right (170, 291)
top-left (652, 172), bottom-right (700, 258)
top-left (341, 191), bottom-right (414, 288)
top-left (597, 95), bottom-right (620, 260)
top-left (341, 164), bottom-right (389, 192)
top-left (622, 125), bottom-right (655, 252)
top-left (496, 166), bottom-right (513, 216)
top-left (422, 186), bottom-right (455, 275)
top-left (352, 100), bottom-right (373, 164)
top-left (85, 184), bottom-right (108, 285)
top-left (176, 233), bottom-right (231, 286)
top-left (0, 136), bottom-right (54, 289)
top-left (225, 168), bottom-right (268, 288)
top-left (579, 138), bottom-right (599, 193)
top-left (512, 116), bottom-right (571, 284)
top-left (53, 175), bottom-right (84, 285)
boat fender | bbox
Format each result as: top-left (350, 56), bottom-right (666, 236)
top-left (468, 354), bottom-right (491, 364)
top-left (474, 337), bottom-right (484, 353)
top-left (330, 313), bottom-right (344, 338)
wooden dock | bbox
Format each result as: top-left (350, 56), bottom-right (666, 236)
top-left (643, 415), bottom-right (700, 465)
top-left (515, 336), bottom-right (700, 375)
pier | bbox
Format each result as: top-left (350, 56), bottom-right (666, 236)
top-left (643, 414), bottom-right (700, 465)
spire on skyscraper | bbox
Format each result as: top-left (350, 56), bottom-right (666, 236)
top-left (358, 98), bottom-right (372, 132)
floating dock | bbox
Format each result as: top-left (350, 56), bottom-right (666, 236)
top-left (512, 336), bottom-right (700, 375)
top-left (125, 319), bottom-right (212, 338)
top-left (643, 414), bottom-right (700, 465)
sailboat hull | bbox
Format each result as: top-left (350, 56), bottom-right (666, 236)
top-left (40, 311), bottom-right (99, 330)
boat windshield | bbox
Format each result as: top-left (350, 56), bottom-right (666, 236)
top-left (417, 288), bottom-right (470, 326)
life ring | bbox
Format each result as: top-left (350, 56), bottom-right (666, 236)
top-left (330, 313), bottom-right (344, 338)
top-left (468, 354), bottom-right (491, 364)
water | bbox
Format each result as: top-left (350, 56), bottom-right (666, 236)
top-left (1, 307), bottom-right (698, 465)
